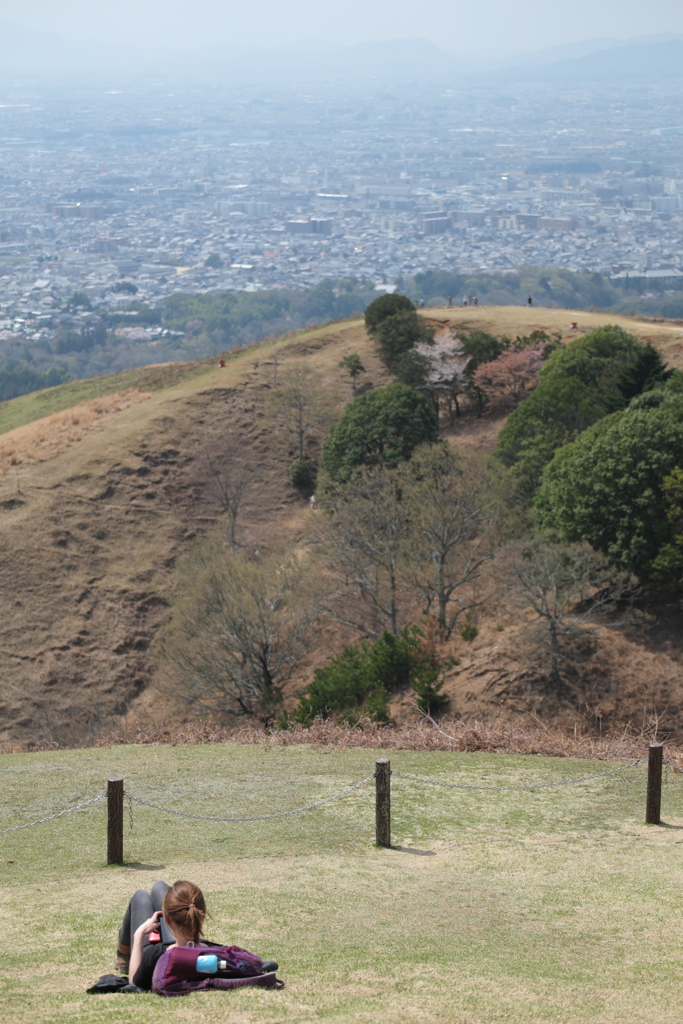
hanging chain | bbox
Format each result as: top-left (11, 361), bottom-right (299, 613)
top-left (125, 773), bottom-right (375, 822)
top-left (391, 758), bottom-right (645, 792)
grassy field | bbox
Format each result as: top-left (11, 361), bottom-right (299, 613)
top-left (2, 742), bottom-right (683, 1023)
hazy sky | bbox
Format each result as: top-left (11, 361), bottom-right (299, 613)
top-left (3, 0), bottom-right (683, 59)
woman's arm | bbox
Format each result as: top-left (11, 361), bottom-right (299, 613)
top-left (128, 910), bottom-right (162, 981)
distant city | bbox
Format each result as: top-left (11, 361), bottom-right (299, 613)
top-left (2, 62), bottom-right (683, 348)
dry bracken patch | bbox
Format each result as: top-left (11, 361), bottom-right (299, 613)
top-left (0, 387), bottom-right (152, 474)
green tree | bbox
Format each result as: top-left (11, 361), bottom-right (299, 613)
top-left (535, 390), bottom-right (683, 579)
top-left (320, 382), bottom-right (438, 484)
top-left (611, 342), bottom-right (672, 409)
top-left (204, 253), bottom-right (223, 269)
top-left (305, 278), bottom-right (336, 320)
top-left (65, 291), bottom-right (92, 311)
top-left (364, 292), bottom-right (415, 334)
top-left (339, 353), bottom-right (366, 390)
top-left (393, 348), bottom-right (431, 389)
top-left (498, 378), bottom-right (605, 500)
top-left (540, 324), bottom-right (641, 393)
top-left (460, 330), bottom-right (507, 368)
top-left (0, 359), bottom-right (70, 402)
top-left (373, 310), bottom-right (432, 371)
top-left (652, 466), bottom-right (683, 584)
top-left (497, 325), bottom-right (646, 498)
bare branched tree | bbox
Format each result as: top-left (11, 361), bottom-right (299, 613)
top-left (193, 440), bottom-right (254, 549)
top-left (163, 541), bottom-right (324, 725)
top-left (400, 444), bottom-right (494, 636)
top-left (316, 465), bottom-right (411, 638)
top-left (504, 535), bottom-right (636, 683)
top-left (267, 362), bottom-right (335, 463)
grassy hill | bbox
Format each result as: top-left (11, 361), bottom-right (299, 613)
top-left (1, 307), bottom-right (682, 748)
top-left (3, 741), bottom-right (683, 1023)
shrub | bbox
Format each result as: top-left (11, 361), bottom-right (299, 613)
top-left (293, 626), bottom-right (445, 724)
top-left (411, 662), bottom-right (447, 715)
top-left (293, 641), bottom-right (392, 725)
top-left (460, 614), bottom-right (478, 642)
top-left (289, 459), bottom-right (313, 487)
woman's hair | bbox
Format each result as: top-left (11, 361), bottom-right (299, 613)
top-left (162, 880), bottom-right (206, 943)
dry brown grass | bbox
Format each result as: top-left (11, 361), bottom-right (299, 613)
top-left (2, 308), bottom-right (683, 750)
top-left (0, 387), bottom-right (151, 475)
top-left (71, 715), bottom-right (683, 766)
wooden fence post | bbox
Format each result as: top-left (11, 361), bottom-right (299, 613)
top-left (107, 777), bottom-right (124, 864)
top-left (375, 759), bottom-right (391, 848)
top-left (646, 743), bottom-right (663, 825)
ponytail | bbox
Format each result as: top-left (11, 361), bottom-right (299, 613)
top-left (162, 880), bottom-right (206, 943)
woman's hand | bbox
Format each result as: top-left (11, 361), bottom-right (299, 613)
top-left (129, 910), bottom-right (162, 981)
top-left (135, 910), bottom-right (162, 938)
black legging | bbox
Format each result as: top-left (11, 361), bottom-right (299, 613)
top-left (118, 880), bottom-right (175, 950)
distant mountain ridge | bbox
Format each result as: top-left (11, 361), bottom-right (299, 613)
top-left (496, 38), bottom-right (683, 82)
top-left (0, 22), bottom-right (682, 83)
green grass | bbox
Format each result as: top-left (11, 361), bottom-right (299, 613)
top-left (1, 742), bottom-right (682, 1023)
top-left (0, 361), bottom-right (220, 436)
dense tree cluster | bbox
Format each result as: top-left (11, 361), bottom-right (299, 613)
top-left (496, 325), bottom-right (655, 498)
top-left (0, 358), bottom-right (70, 402)
top-left (162, 314), bottom-right (683, 729)
top-left (536, 388), bottom-right (683, 579)
top-left (0, 277), bottom-right (378, 404)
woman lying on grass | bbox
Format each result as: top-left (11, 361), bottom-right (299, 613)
top-left (117, 879), bottom-right (209, 990)
top-left (117, 878), bottom-right (278, 991)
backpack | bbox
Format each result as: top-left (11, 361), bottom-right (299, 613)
top-left (151, 944), bottom-right (283, 997)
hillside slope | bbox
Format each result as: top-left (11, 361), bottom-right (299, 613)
top-left (1, 307), bottom-right (682, 747)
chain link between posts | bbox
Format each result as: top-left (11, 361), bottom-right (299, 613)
top-left (391, 758), bottom-right (646, 791)
top-left (2, 753), bottom-right (677, 839)
top-left (124, 773), bottom-right (376, 823)
top-left (0, 793), bottom-right (105, 834)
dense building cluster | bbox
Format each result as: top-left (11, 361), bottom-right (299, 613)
top-left (1, 74), bottom-right (683, 343)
